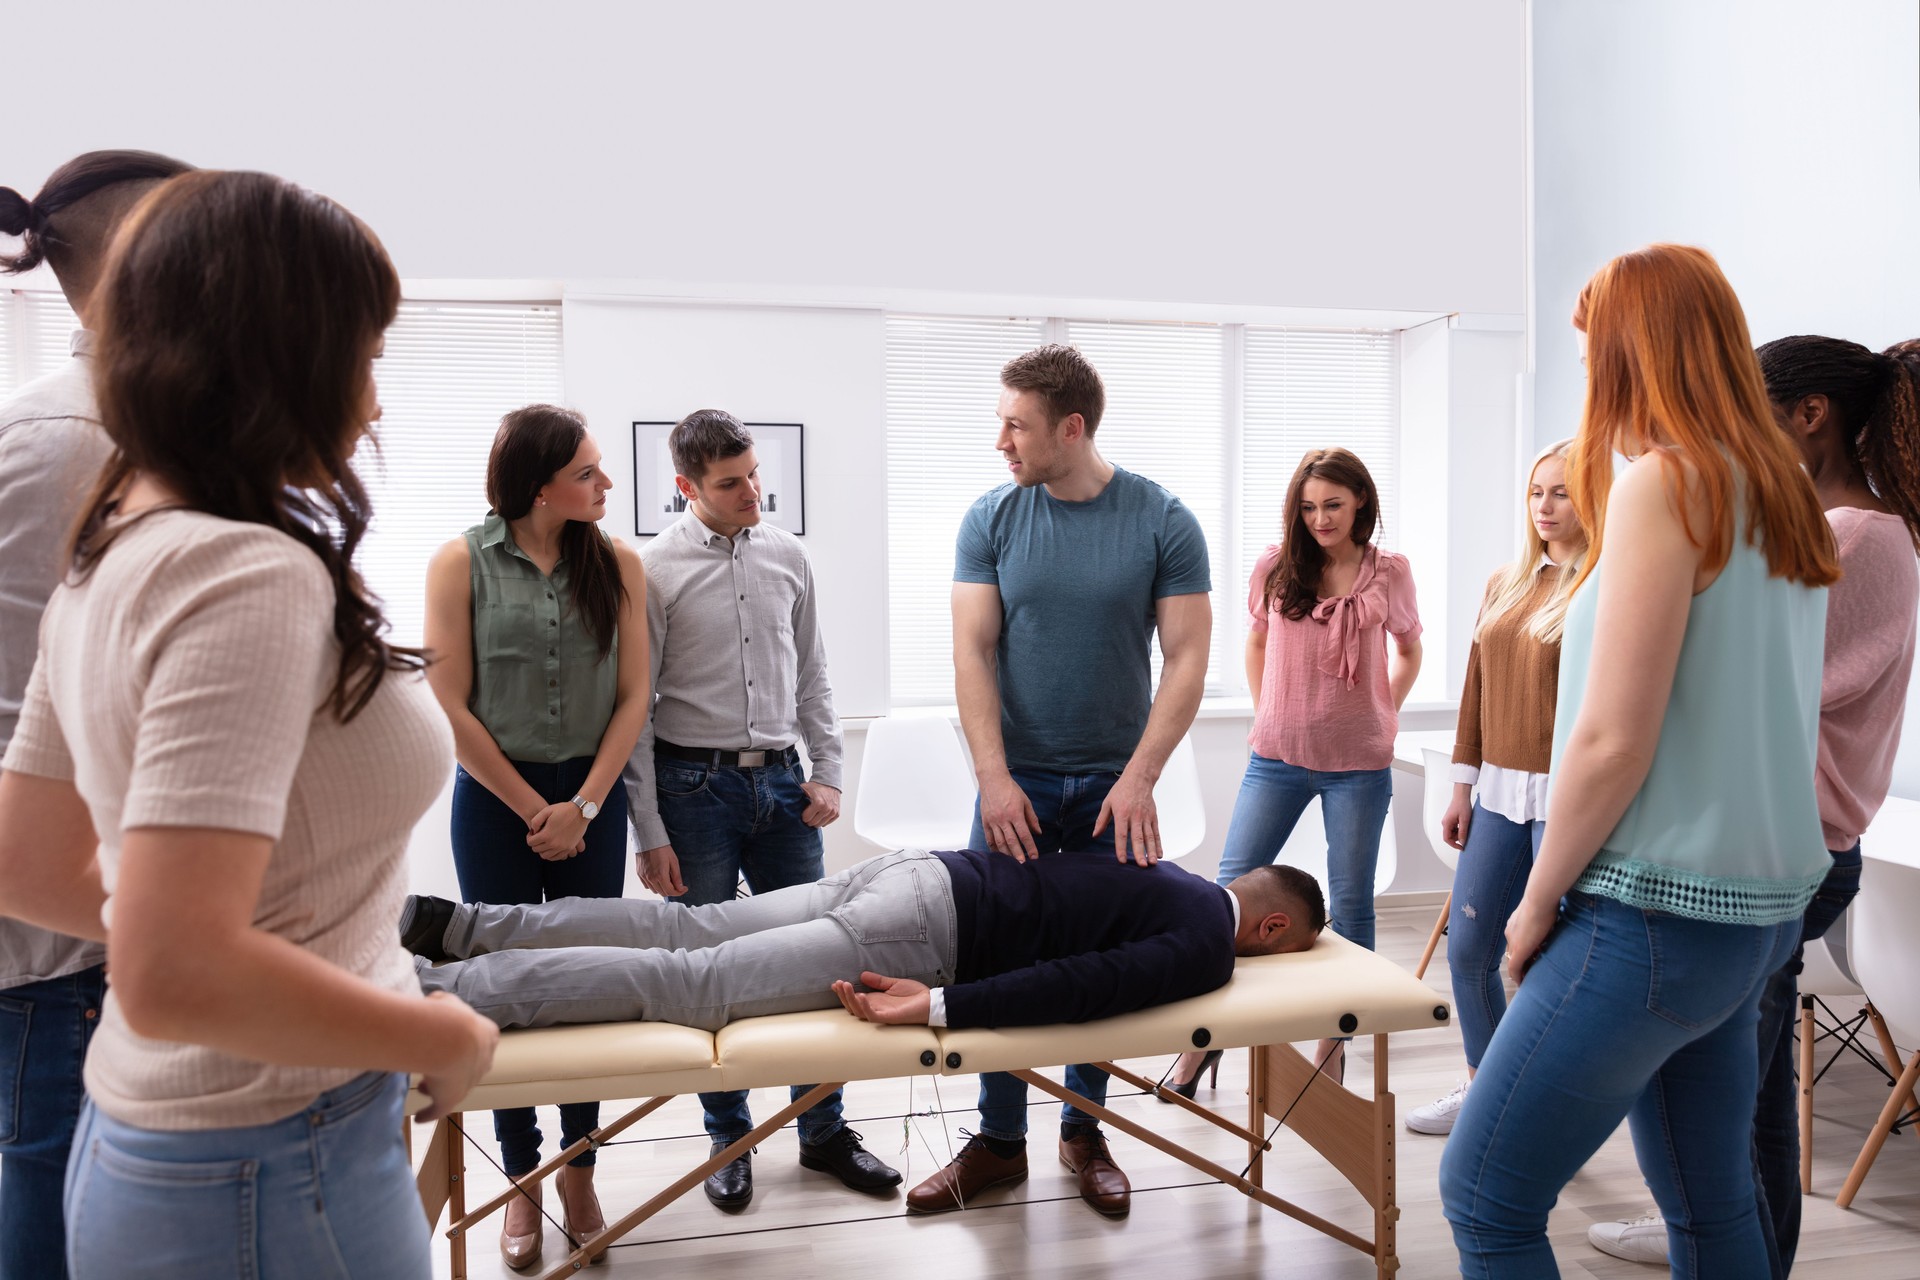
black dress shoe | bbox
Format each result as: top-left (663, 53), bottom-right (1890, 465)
top-left (704, 1142), bottom-right (753, 1210)
top-left (798, 1127), bottom-right (903, 1194)
top-left (399, 895), bottom-right (457, 962)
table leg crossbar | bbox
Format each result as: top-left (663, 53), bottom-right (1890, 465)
top-left (416, 1041), bottom-right (1400, 1279)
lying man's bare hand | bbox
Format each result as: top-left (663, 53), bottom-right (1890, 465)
top-left (831, 972), bottom-right (931, 1025)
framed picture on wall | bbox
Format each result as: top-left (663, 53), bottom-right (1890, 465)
top-left (631, 419), bottom-right (807, 536)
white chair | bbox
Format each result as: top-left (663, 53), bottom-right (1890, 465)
top-left (852, 716), bottom-right (977, 851)
top-left (1793, 914), bottom-right (1909, 1193)
top-left (1154, 735), bottom-right (1206, 860)
top-left (1267, 797), bottom-right (1398, 932)
top-left (1837, 854), bottom-right (1920, 1207)
top-left (1414, 749), bottom-right (1461, 980)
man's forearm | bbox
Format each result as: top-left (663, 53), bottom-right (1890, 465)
top-left (1124, 645), bottom-right (1207, 781)
top-left (954, 651), bottom-right (1009, 776)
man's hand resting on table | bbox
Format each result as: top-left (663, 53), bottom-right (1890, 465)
top-left (831, 973), bottom-right (931, 1025)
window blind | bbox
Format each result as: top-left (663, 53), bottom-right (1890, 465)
top-left (1239, 326), bottom-right (1399, 665)
top-left (1064, 320), bottom-right (1229, 693)
top-left (353, 302), bottom-right (564, 650)
top-left (884, 314), bottom-right (1047, 705)
top-left (23, 292), bottom-right (79, 381)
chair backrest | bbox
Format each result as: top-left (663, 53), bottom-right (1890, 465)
top-left (1420, 749), bottom-right (1460, 873)
top-left (1851, 854), bottom-right (1920, 1049)
top-left (1154, 735), bottom-right (1206, 860)
top-left (1797, 908), bottom-right (1860, 997)
top-left (852, 716), bottom-right (978, 852)
top-left (1257, 797), bottom-right (1398, 899)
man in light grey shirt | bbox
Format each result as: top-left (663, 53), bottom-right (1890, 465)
top-left (0, 148), bottom-right (193, 1280)
top-left (621, 408), bottom-right (897, 1209)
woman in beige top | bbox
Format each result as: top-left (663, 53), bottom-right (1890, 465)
top-left (0, 170), bottom-right (497, 1279)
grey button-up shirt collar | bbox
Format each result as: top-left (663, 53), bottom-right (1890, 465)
top-left (622, 510), bottom-right (843, 849)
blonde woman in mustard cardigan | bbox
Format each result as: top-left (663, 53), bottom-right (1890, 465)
top-left (1405, 439), bottom-right (1585, 1137)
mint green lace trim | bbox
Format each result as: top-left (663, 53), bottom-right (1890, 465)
top-left (1573, 853), bottom-right (1825, 926)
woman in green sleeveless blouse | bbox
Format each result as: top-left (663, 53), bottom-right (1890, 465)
top-left (423, 405), bottom-right (649, 1269)
top-left (1439, 245), bottom-right (1840, 1278)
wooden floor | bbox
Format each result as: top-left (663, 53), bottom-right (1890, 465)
top-left (424, 902), bottom-right (1920, 1278)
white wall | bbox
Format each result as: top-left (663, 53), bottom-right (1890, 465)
top-left (7, 2), bottom-right (1525, 316)
top-left (1530, 0), bottom-right (1920, 798)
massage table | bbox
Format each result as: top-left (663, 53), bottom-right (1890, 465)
top-left (411, 930), bottom-right (1450, 1279)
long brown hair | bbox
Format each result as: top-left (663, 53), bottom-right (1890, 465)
top-left (1567, 244), bottom-right (1838, 591)
top-left (75, 169), bottom-right (416, 721)
top-left (1757, 334), bottom-right (1920, 551)
top-left (1262, 447), bottom-right (1381, 620)
top-left (486, 405), bottom-right (626, 660)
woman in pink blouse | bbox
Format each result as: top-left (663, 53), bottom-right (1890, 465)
top-left (1170, 448), bottom-right (1421, 1093)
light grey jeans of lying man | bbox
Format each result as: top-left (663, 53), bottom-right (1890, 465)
top-left (415, 849), bottom-right (959, 1032)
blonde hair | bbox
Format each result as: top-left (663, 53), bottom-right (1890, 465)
top-left (1475, 438), bottom-right (1587, 645)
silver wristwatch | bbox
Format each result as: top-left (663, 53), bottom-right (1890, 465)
top-left (571, 794), bottom-right (600, 821)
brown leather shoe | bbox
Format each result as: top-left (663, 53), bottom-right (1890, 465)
top-left (1059, 1126), bottom-right (1131, 1217)
top-left (905, 1134), bottom-right (1028, 1213)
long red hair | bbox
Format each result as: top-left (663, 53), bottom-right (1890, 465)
top-left (1568, 244), bottom-right (1837, 590)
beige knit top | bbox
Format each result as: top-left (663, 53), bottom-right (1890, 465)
top-left (1, 509), bottom-right (452, 1130)
top-left (1453, 566), bottom-right (1563, 776)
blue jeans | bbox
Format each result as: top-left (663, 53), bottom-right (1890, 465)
top-left (654, 753), bottom-right (844, 1145)
top-left (1447, 803), bottom-right (1545, 1069)
top-left (1440, 891), bottom-right (1798, 1279)
top-left (63, 1071), bottom-right (428, 1280)
top-left (451, 755), bottom-right (627, 1174)
top-left (0, 963), bottom-right (106, 1280)
top-left (1751, 842), bottom-right (1863, 1279)
top-left (970, 768), bottom-right (1121, 1137)
top-left (1215, 753), bottom-right (1392, 952)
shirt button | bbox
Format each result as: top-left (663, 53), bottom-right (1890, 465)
top-left (744, 636), bottom-right (750, 644)
top-left (550, 708), bottom-right (558, 716)
top-left (548, 648), bottom-right (555, 657)
top-left (549, 619), bottom-right (556, 627)
top-left (739, 595), bottom-right (745, 601)
top-left (549, 679), bottom-right (557, 688)
top-left (748, 680), bottom-right (753, 687)
top-left (84, 1008), bottom-right (98, 1021)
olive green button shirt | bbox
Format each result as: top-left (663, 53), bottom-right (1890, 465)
top-left (465, 513), bottom-right (618, 763)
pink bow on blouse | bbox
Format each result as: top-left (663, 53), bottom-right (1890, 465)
top-left (1311, 553), bottom-right (1388, 689)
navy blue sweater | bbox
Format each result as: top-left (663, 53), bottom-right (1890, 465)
top-left (932, 849), bottom-right (1237, 1030)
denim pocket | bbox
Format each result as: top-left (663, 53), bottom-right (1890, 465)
top-left (69, 1135), bottom-right (260, 1280)
top-left (1643, 910), bottom-right (1768, 1030)
top-left (829, 864), bottom-right (928, 944)
top-left (655, 763), bottom-right (712, 799)
top-left (0, 995), bottom-right (26, 1146)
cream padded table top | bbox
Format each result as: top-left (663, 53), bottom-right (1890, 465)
top-left (426, 930), bottom-right (1448, 1112)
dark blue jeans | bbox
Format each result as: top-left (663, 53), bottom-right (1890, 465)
top-left (1216, 753), bottom-right (1393, 952)
top-left (0, 963), bottom-right (105, 1280)
top-left (451, 756), bottom-right (627, 1174)
top-left (1440, 891), bottom-right (1797, 1278)
top-left (969, 767), bottom-right (1120, 1138)
top-left (1447, 802), bottom-right (1545, 1069)
top-left (654, 753), bottom-right (844, 1145)
top-left (1752, 842), bottom-right (1864, 1280)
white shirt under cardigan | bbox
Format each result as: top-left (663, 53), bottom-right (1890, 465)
top-left (1449, 556), bottom-right (1553, 827)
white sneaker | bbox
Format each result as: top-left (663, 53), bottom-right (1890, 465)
top-left (1405, 1081), bottom-right (1469, 1135)
top-left (1588, 1213), bottom-right (1669, 1265)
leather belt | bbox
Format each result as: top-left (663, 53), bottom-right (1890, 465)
top-left (654, 739), bottom-right (798, 770)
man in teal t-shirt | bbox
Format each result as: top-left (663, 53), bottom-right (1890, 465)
top-left (905, 343), bottom-right (1212, 1221)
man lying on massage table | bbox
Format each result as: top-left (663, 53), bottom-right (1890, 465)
top-left (401, 848), bottom-right (1324, 1211)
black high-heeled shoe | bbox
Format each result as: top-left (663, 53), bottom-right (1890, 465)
top-left (1159, 1049), bottom-right (1223, 1103)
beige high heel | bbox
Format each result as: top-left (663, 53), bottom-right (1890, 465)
top-left (558, 1163), bottom-right (608, 1265)
top-left (499, 1176), bottom-right (543, 1271)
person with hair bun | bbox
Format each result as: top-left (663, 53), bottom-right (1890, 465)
top-left (1589, 335), bottom-right (1920, 1273)
top-left (422, 405), bottom-right (648, 1269)
top-left (0, 149), bottom-right (190, 1280)
top-left (1440, 245), bottom-right (1839, 1277)
top-left (0, 169), bottom-right (501, 1278)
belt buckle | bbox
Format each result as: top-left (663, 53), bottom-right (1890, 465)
top-left (735, 749), bottom-right (770, 768)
